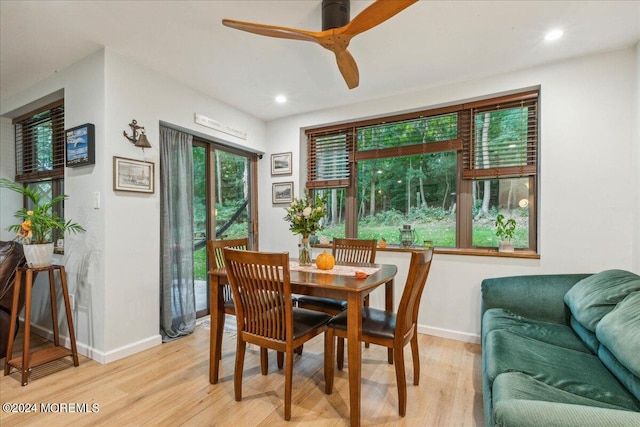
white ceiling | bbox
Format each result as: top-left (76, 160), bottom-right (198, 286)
top-left (1, 1), bottom-right (639, 121)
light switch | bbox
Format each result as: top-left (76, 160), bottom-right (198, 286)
top-left (93, 192), bottom-right (100, 209)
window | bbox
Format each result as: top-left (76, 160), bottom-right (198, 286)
top-left (306, 90), bottom-right (538, 253)
top-left (13, 100), bottom-right (65, 242)
top-left (307, 128), bottom-right (353, 189)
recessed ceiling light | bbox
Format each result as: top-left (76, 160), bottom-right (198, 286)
top-left (275, 95), bottom-right (287, 104)
top-left (544, 29), bottom-right (563, 41)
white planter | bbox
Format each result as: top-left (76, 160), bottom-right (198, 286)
top-left (498, 241), bottom-right (514, 253)
top-left (23, 243), bottom-right (54, 268)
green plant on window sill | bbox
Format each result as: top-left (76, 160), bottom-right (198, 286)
top-left (0, 178), bottom-right (85, 245)
top-left (495, 213), bottom-right (516, 252)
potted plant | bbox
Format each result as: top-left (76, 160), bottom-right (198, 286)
top-left (0, 178), bottom-right (85, 267)
top-left (283, 190), bottom-right (327, 266)
top-left (495, 214), bottom-right (516, 252)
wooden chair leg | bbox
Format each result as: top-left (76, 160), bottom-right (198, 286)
top-left (277, 351), bottom-right (284, 369)
top-left (364, 296), bottom-right (370, 348)
top-left (394, 343), bottom-right (407, 417)
top-left (324, 330), bottom-right (335, 394)
top-left (410, 333), bottom-right (420, 385)
top-left (284, 350), bottom-right (294, 421)
top-left (219, 313), bottom-right (227, 361)
top-left (260, 347), bottom-right (268, 375)
top-left (234, 340), bottom-right (247, 402)
top-left (337, 337), bottom-right (345, 370)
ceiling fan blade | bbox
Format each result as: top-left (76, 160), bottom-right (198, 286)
top-left (343, 0), bottom-right (418, 36)
top-left (222, 19), bottom-right (322, 44)
top-left (334, 48), bottom-right (359, 89)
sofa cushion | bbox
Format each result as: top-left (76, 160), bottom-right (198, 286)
top-left (493, 372), bottom-right (630, 411)
top-left (485, 329), bottom-right (640, 411)
top-left (569, 316), bottom-right (599, 354)
top-left (598, 345), bottom-right (640, 404)
top-left (596, 292), bottom-right (640, 378)
top-left (483, 308), bottom-right (590, 353)
top-left (564, 269), bottom-right (640, 332)
top-left (493, 400), bottom-right (640, 427)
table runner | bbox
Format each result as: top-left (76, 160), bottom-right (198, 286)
top-left (289, 261), bottom-right (380, 276)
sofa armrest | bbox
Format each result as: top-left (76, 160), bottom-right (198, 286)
top-left (493, 400), bottom-right (640, 427)
top-left (481, 274), bottom-right (590, 325)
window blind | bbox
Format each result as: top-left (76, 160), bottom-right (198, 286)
top-left (306, 128), bottom-right (354, 189)
top-left (462, 94), bottom-right (538, 179)
top-left (14, 101), bottom-right (65, 183)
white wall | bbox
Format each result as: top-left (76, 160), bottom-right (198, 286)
top-left (261, 48), bottom-right (639, 343)
top-left (0, 48), bottom-right (267, 363)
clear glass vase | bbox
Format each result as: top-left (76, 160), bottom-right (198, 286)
top-left (299, 237), bottom-right (312, 266)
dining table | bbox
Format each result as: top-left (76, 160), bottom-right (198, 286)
top-left (208, 260), bottom-right (398, 426)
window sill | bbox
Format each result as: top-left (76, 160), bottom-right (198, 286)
top-left (312, 244), bottom-right (540, 259)
top-left (432, 247), bottom-right (540, 259)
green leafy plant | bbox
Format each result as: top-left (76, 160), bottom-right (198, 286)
top-left (0, 178), bottom-right (85, 244)
top-left (283, 190), bottom-right (328, 238)
top-left (495, 214), bottom-right (516, 242)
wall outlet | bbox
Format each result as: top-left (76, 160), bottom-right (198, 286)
top-left (69, 294), bottom-right (75, 310)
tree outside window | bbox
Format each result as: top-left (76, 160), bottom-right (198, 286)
top-left (307, 90), bottom-right (538, 253)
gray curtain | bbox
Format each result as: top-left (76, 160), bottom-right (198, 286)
top-left (160, 127), bottom-right (195, 341)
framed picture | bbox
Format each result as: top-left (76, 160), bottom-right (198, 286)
top-left (65, 123), bottom-right (95, 167)
top-left (272, 181), bottom-right (293, 204)
top-left (113, 156), bottom-right (154, 193)
top-left (271, 152), bottom-right (292, 175)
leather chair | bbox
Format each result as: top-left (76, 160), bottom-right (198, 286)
top-left (296, 238), bottom-right (377, 365)
top-left (0, 241), bottom-right (27, 359)
top-left (325, 249), bottom-right (434, 417)
top-left (223, 247), bottom-right (332, 421)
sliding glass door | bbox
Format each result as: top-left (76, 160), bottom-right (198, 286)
top-left (192, 140), bottom-right (257, 317)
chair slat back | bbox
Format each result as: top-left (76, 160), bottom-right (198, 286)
top-left (223, 248), bottom-right (291, 342)
top-left (207, 238), bottom-right (249, 270)
top-left (396, 249), bottom-right (433, 337)
top-left (332, 238), bottom-right (377, 264)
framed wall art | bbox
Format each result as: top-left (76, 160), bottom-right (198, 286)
top-left (272, 181), bottom-right (293, 204)
top-left (271, 152), bottom-right (292, 176)
top-left (113, 156), bottom-right (154, 193)
top-left (65, 123), bottom-right (95, 167)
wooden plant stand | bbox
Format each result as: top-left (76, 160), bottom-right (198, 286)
top-left (4, 264), bottom-right (79, 385)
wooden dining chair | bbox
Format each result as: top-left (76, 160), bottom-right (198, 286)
top-left (223, 247), bottom-right (332, 421)
top-left (324, 249), bottom-right (434, 417)
top-left (207, 241), bottom-right (260, 368)
top-left (296, 238), bottom-right (377, 364)
top-left (206, 238), bottom-right (249, 318)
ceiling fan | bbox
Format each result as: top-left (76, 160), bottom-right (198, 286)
top-left (222, 0), bottom-right (418, 89)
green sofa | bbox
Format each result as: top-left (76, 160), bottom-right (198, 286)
top-left (481, 270), bottom-right (640, 426)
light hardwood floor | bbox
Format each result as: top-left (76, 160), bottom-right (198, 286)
top-left (1, 317), bottom-right (484, 426)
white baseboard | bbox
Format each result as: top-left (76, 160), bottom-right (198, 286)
top-left (25, 320), bottom-right (162, 364)
top-left (102, 335), bottom-right (162, 364)
top-left (417, 324), bottom-right (480, 344)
